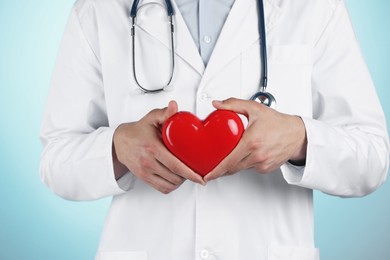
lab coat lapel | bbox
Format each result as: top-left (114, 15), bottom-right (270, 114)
top-left (135, 0), bottom-right (205, 76)
top-left (171, 0), bottom-right (205, 75)
top-left (199, 0), bottom-right (284, 88)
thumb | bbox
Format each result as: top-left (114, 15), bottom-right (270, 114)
top-left (154, 100), bottom-right (178, 125)
top-left (163, 100), bottom-right (178, 121)
top-left (212, 98), bottom-right (252, 118)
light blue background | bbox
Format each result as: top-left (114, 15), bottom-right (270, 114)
top-left (0, 0), bottom-right (389, 259)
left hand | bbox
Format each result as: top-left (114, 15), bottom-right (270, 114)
top-left (204, 98), bottom-right (307, 182)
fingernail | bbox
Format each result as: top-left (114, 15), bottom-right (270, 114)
top-left (213, 100), bottom-right (223, 105)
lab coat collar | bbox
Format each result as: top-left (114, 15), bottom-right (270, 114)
top-left (170, 0), bottom-right (206, 75)
top-left (134, 0), bottom-right (205, 75)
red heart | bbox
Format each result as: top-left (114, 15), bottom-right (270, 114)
top-left (162, 110), bottom-right (244, 177)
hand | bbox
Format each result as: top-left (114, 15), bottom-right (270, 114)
top-left (204, 98), bottom-right (307, 182)
top-left (113, 101), bottom-right (205, 194)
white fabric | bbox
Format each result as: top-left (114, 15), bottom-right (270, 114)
top-left (40, 0), bottom-right (389, 259)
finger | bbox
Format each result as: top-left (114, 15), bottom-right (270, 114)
top-left (226, 152), bottom-right (253, 174)
top-left (146, 173), bottom-right (179, 194)
top-left (204, 136), bottom-right (251, 182)
top-left (146, 100), bottom-right (178, 125)
top-left (154, 160), bottom-right (186, 186)
top-left (162, 100), bottom-right (178, 121)
top-left (156, 147), bottom-right (205, 185)
top-left (135, 142), bottom-right (187, 186)
top-left (212, 98), bottom-right (256, 118)
top-left (157, 100), bottom-right (178, 125)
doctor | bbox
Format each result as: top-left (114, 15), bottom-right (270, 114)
top-left (40, 0), bottom-right (389, 260)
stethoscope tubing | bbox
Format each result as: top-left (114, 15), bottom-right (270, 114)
top-left (130, 0), bottom-right (275, 107)
top-left (257, 0), bottom-right (268, 90)
top-left (131, 0), bottom-right (174, 17)
top-left (250, 0), bottom-right (276, 108)
top-left (130, 2), bottom-right (176, 93)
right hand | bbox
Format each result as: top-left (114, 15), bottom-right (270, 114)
top-left (113, 101), bottom-right (205, 194)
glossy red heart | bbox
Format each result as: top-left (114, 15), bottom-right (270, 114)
top-left (162, 110), bottom-right (244, 177)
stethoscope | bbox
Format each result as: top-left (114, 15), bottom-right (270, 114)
top-left (130, 0), bottom-right (276, 108)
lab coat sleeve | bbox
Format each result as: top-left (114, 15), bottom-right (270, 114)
top-left (281, 0), bottom-right (389, 197)
top-left (39, 5), bottom-right (135, 201)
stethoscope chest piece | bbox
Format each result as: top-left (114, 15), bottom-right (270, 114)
top-left (250, 91), bottom-right (276, 109)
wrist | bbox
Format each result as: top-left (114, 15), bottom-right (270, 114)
top-left (289, 116), bottom-right (307, 165)
top-left (112, 124), bottom-right (129, 180)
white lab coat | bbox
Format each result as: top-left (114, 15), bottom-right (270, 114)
top-left (40, 0), bottom-right (389, 259)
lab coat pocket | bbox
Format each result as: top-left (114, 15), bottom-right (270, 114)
top-left (95, 251), bottom-right (148, 260)
top-left (241, 44), bottom-right (313, 116)
top-left (267, 245), bottom-right (319, 260)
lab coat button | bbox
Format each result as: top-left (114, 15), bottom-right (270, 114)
top-left (200, 249), bottom-right (209, 259)
top-left (203, 35), bottom-right (212, 44)
top-left (200, 93), bottom-right (209, 101)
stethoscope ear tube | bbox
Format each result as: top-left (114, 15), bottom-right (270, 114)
top-left (164, 0), bottom-right (174, 16)
top-left (130, 0), bottom-right (140, 17)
